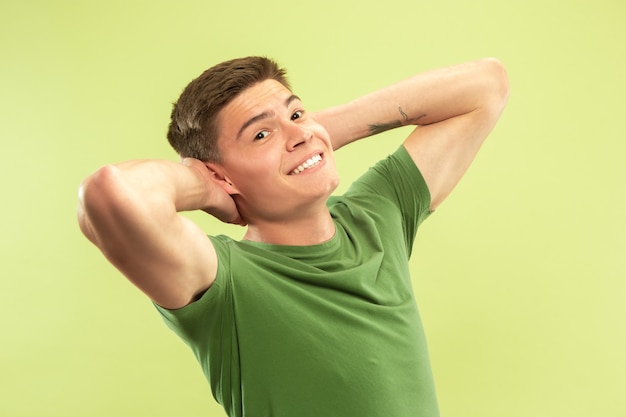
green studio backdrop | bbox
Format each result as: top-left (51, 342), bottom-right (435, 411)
top-left (1, 0), bottom-right (624, 416)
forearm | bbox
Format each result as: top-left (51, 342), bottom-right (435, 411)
top-left (107, 159), bottom-right (212, 212)
top-left (316, 58), bottom-right (508, 150)
top-left (82, 160), bottom-right (212, 217)
top-left (78, 159), bottom-right (212, 244)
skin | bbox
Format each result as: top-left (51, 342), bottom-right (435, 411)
top-left (206, 80), bottom-right (340, 246)
top-left (77, 58), bottom-right (509, 309)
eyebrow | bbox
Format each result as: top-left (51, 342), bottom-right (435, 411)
top-left (236, 94), bottom-right (301, 140)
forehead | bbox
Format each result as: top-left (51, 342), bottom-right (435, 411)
top-left (219, 79), bottom-right (293, 123)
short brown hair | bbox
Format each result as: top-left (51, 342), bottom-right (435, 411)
top-left (167, 56), bottom-right (290, 162)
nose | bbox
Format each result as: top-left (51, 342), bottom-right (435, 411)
top-left (285, 123), bottom-right (312, 151)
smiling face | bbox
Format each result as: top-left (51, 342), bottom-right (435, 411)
top-left (211, 79), bottom-right (340, 224)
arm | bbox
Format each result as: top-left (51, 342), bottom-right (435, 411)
top-left (77, 158), bottom-right (243, 309)
top-left (314, 58), bottom-right (509, 210)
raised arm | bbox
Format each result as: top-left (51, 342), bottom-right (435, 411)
top-left (77, 158), bottom-right (243, 309)
top-left (315, 58), bottom-right (509, 210)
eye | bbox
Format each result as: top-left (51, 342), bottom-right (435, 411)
top-left (291, 110), bottom-right (304, 121)
top-left (254, 130), bottom-right (270, 141)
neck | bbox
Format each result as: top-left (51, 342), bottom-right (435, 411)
top-left (243, 207), bottom-right (336, 246)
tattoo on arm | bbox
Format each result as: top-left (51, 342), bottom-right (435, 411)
top-left (368, 107), bottom-right (427, 135)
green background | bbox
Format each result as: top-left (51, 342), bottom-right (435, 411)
top-left (1, 0), bottom-right (624, 416)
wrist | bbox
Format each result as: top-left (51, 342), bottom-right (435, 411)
top-left (170, 159), bottom-right (214, 212)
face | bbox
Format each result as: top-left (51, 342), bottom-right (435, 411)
top-left (212, 79), bottom-right (339, 223)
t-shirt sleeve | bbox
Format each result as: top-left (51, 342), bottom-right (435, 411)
top-left (152, 235), bottom-right (232, 356)
top-left (152, 236), bottom-right (242, 410)
top-left (343, 145), bottom-right (432, 255)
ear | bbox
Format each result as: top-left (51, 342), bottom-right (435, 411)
top-left (205, 162), bottom-right (240, 195)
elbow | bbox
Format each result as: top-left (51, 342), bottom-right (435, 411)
top-left (483, 57), bottom-right (510, 111)
top-left (76, 165), bottom-right (122, 242)
top-left (78, 165), bottom-right (120, 210)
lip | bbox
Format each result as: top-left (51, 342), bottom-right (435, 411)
top-left (288, 152), bottom-right (324, 175)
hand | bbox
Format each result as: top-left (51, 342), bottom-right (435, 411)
top-left (205, 184), bottom-right (247, 226)
top-left (182, 158), bottom-right (247, 226)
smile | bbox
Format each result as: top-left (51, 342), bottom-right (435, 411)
top-left (290, 154), bottom-right (322, 175)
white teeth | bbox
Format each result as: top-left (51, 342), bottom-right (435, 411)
top-left (291, 154), bottom-right (322, 175)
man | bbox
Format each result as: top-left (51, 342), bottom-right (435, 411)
top-left (77, 56), bottom-right (509, 416)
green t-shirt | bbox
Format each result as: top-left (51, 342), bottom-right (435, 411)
top-left (156, 146), bottom-right (438, 416)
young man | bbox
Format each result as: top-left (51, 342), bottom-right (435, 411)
top-left (77, 56), bottom-right (509, 416)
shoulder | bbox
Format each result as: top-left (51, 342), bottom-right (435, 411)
top-left (343, 146), bottom-right (431, 211)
